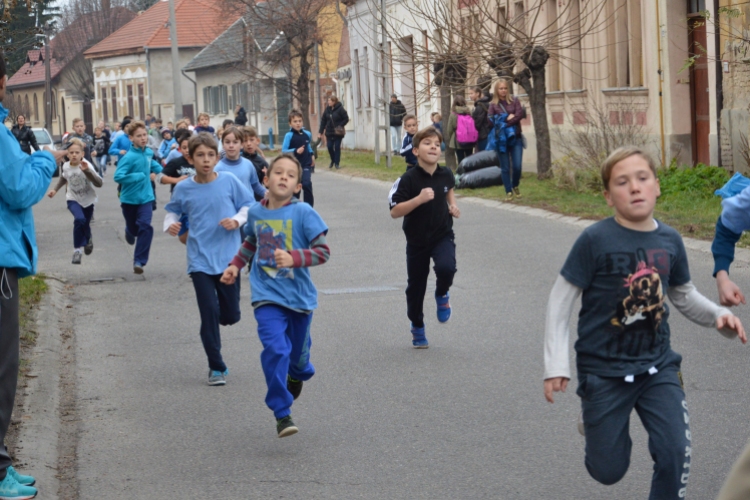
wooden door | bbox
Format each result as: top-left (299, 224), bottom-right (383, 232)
top-left (689, 18), bottom-right (710, 166)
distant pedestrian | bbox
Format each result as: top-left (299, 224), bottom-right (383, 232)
top-left (0, 50), bottom-right (65, 499)
top-left (488, 78), bottom-right (526, 200)
top-left (318, 95), bottom-right (349, 170)
top-left (543, 146), bottom-right (746, 499)
top-left (388, 126), bottom-right (459, 348)
top-left (389, 94), bottom-right (407, 155)
top-left (221, 153), bottom-right (330, 438)
top-left (399, 114), bottom-right (419, 169)
top-left (47, 139), bottom-right (103, 265)
top-left (113, 120), bottom-right (163, 274)
top-left (430, 112), bottom-right (444, 151)
top-left (10, 114), bottom-right (38, 154)
top-left (281, 109), bottom-right (314, 206)
top-left (444, 95), bottom-right (475, 167)
top-left (92, 126), bottom-right (108, 176)
top-left (165, 133), bottom-right (253, 386)
top-left (470, 86), bottom-right (492, 153)
top-left (234, 104), bottom-right (248, 126)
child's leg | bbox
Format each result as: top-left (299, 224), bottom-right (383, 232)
top-left (121, 203), bottom-right (138, 240)
top-left (430, 231), bottom-right (457, 297)
top-left (67, 201), bottom-right (88, 249)
top-left (405, 244), bottom-right (432, 328)
top-left (254, 305), bottom-right (294, 418)
top-left (287, 311), bottom-right (315, 383)
top-left (634, 363), bottom-right (691, 499)
top-left (190, 272), bottom-right (227, 373)
top-left (301, 168), bottom-right (313, 207)
top-left (216, 274), bottom-right (241, 327)
top-left (133, 203), bottom-right (154, 265)
top-left (82, 204), bottom-right (94, 245)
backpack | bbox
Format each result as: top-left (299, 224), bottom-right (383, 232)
top-left (455, 113), bottom-right (478, 149)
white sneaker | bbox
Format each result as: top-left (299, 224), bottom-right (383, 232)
top-left (577, 411), bottom-right (585, 436)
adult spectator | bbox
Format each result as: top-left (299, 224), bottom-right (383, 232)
top-left (0, 50), bottom-right (67, 499)
top-left (488, 78), bottom-right (526, 200)
top-left (10, 114), bottom-right (38, 154)
top-left (470, 86), bottom-right (492, 153)
top-left (389, 94), bottom-right (407, 155)
top-left (318, 95), bottom-right (349, 170)
top-left (234, 104), bottom-right (248, 126)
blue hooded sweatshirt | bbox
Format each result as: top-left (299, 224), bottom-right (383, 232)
top-left (113, 145), bottom-right (163, 205)
top-left (0, 103), bottom-right (57, 277)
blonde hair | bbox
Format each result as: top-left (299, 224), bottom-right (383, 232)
top-left (491, 79), bottom-right (513, 106)
top-left (72, 117), bottom-right (84, 125)
top-left (67, 137), bottom-right (85, 152)
top-left (197, 112), bottom-right (210, 121)
top-left (600, 146), bottom-right (659, 190)
top-left (175, 119), bottom-right (188, 129)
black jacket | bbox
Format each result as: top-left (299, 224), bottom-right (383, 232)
top-left (235, 107), bottom-right (248, 126)
top-left (11, 125), bottom-right (39, 154)
top-left (318, 102), bottom-right (349, 137)
top-left (389, 100), bottom-right (407, 127)
top-left (472, 95), bottom-right (492, 140)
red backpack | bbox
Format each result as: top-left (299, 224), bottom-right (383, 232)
top-left (455, 113), bottom-right (478, 149)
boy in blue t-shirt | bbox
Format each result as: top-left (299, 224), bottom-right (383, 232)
top-left (221, 153), bottom-right (329, 438)
top-left (164, 133), bottom-right (253, 386)
top-left (544, 146), bottom-right (746, 498)
top-left (281, 109), bottom-right (315, 206)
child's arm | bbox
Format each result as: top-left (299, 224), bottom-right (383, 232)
top-left (544, 275), bottom-right (582, 403)
top-left (163, 211), bottom-right (182, 236)
top-left (221, 233), bottom-right (258, 284)
top-left (48, 176), bottom-right (67, 197)
top-left (305, 130), bottom-right (314, 154)
top-left (281, 132), bottom-right (294, 154)
top-left (274, 232), bottom-right (330, 268)
top-left (712, 217), bottom-right (746, 306)
top-left (390, 188), bottom-right (434, 219)
top-left (399, 136), bottom-right (411, 156)
top-left (248, 168), bottom-right (267, 199)
top-left (113, 158), bottom-right (145, 185)
top-left (219, 206), bottom-right (249, 231)
top-left (667, 282), bottom-right (747, 342)
top-left (81, 161), bottom-right (103, 187)
top-left (446, 188), bottom-right (460, 218)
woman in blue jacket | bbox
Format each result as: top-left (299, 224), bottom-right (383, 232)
top-left (0, 52), bottom-right (65, 499)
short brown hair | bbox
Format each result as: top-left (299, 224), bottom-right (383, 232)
top-left (601, 146), bottom-right (659, 189)
top-left (327, 95), bottom-right (339, 105)
top-left (175, 119), bottom-right (188, 129)
top-left (403, 114), bottom-right (417, 125)
top-left (72, 117), bottom-right (84, 126)
top-left (413, 126), bottom-right (443, 148)
top-left (268, 153), bottom-right (303, 181)
top-left (126, 120), bottom-right (146, 136)
top-left (288, 109), bottom-right (303, 123)
top-left (188, 132), bottom-right (219, 156)
top-left (221, 126), bottom-right (245, 143)
top-left (197, 112), bottom-right (209, 121)
top-left (243, 126), bottom-right (258, 139)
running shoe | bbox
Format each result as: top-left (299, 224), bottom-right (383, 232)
top-left (436, 293), bottom-right (451, 323)
top-left (287, 375), bottom-right (303, 400)
top-left (84, 237), bottom-right (94, 255)
top-left (5, 468), bottom-right (34, 487)
top-left (71, 251), bottom-right (82, 265)
top-left (0, 471), bottom-right (37, 500)
top-left (411, 324), bottom-right (428, 349)
top-left (276, 416), bottom-right (298, 438)
top-left (208, 370), bottom-right (227, 386)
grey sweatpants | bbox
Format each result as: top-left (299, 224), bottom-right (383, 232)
top-left (577, 351), bottom-right (691, 499)
top-left (0, 268), bottom-right (19, 479)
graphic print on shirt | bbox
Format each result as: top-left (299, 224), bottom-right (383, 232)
top-left (67, 169), bottom-right (91, 199)
top-left (256, 219), bottom-right (294, 279)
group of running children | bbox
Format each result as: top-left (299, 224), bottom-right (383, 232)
top-left (43, 100), bottom-right (750, 497)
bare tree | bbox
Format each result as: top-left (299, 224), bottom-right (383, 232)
top-left (4, 91), bottom-right (31, 124)
top-left (355, 0), bottom-right (614, 176)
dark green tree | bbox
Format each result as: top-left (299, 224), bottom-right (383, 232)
top-left (1, 0), bottom-right (60, 75)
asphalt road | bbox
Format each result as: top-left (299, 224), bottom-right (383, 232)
top-left (29, 167), bottom-right (750, 499)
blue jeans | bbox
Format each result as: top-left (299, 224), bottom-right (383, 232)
top-left (577, 351), bottom-right (691, 499)
top-left (499, 140), bottom-right (523, 193)
top-left (255, 304), bottom-right (315, 418)
top-left (390, 125), bottom-right (402, 152)
top-left (326, 135), bottom-right (342, 166)
top-left (476, 138), bottom-right (488, 153)
top-left (121, 202), bottom-right (154, 266)
top-left (190, 272), bottom-right (241, 373)
top-left (97, 155), bottom-right (108, 175)
top-left (67, 201), bottom-right (94, 249)
top-left (302, 167), bottom-right (313, 207)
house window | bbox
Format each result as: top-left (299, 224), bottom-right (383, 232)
top-left (546, 0), bottom-right (561, 92)
top-left (248, 82), bottom-right (259, 112)
top-left (607, 0), bottom-right (643, 87)
top-left (568, 0), bottom-right (583, 90)
top-left (24, 95), bottom-right (30, 120)
top-left (33, 94), bottom-right (39, 124)
top-left (138, 84), bottom-right (145, 120)
top-left (102, 87), bottom-right (109, 123)
top-left (111, 87), bottom-right (118, 122)
top-left (354, 49), bottom-right (362, 109)
top-left (127, 85), bottom-right (134, 117)
top-left (203, 87), bottom-right (211, 114)
top-left (363, 46), bottom-right (371, 107)
top-left (219, 85), bottom-right (228, 114)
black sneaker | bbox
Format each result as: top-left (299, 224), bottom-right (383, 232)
top-left (276, 416), bottom-right (298, 438)
top-left (133, 263), bottom-right (144, 274)
top-left (287, 375), bottom-right (303, 400)
top-left (329, 162), bottom-right (334, 169)
top-left (72, 251), bottom-right (82, 265)
top-left (84, 237), bottom-right (94, 255)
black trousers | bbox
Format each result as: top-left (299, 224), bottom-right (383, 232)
top-left (326, 135), bottom-right (342, 166)
top-left (405, 232), bottom-right (456, 328)
top-left (190, 272), bottom-right (241, 373)
top-left (0, 269), bottom-right (19, 479)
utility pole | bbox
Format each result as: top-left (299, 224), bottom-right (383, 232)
top-left (168, 0), bottom-right (183, 121)
top-left (380, 0), bottom-right (391, 168)
top-left (43, 23), bottom-right (52, 130)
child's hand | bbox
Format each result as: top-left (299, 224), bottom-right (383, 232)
top-left (449, 204), bottom-right (460, 218)
top-left (92, 151), bottom-right (97, 157)
top-left (219, 218), bottom-right (239, 231)
top-left (418, 188), bottom-right (434, 204)
top-left (544, 377), bottom-right (569, 403)
top-left (167, 222), bottom-right (182, 236)
top-left (120, 150), bottom-right (126, 155)
top-left (507, 113), bottom-right (515, 121)
top-left (177, 175), bottom-right (188, 182)
top-left (47, 189), bottom-right (56, 198)
top-left (220, 265), bottom-right (239, 285)
top-left (80, 161), bottom-right (89, 171)
top-left (274, 249), bottom-right (294, 268)
top-left (150, 173), bottom-right (157, 181)
top-left (716, 271), bottom-right (746, 306)
top-left (296, 146), bottom-right (305, 154)
top-left (717, 314), bottom-right (747, 343)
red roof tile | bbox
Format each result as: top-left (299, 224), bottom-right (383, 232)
top-left (7, 51), bottom-right (65, 89)
top-left (84, 0), bottom-right (240, 58)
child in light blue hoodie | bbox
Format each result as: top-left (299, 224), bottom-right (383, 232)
top-left (158, 128), bottom-right (176, 163)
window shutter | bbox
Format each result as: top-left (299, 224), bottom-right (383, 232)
top-left (203, 87), bottom-right (211, 114)
top-left (220, 85), bottom-right (228, 115)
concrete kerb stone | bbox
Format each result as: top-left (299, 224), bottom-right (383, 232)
top-left (325, 169), bottom-right (750, 265)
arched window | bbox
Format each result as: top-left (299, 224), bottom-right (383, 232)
top-left (61, 97), bottom-right (67, 133)
top-left (24, 95), bottom-right (30, 121)
top-left (33, 94), bottom-right (39, 124)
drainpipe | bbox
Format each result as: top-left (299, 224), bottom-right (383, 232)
top-left (713, 0), bottom-right (723, 167)
top-left (181, 69), bottom-right (198, 119)
top-left (655, 2), bottom-right (666, 166)
top-left (145, 47), bottom-right (153, 117)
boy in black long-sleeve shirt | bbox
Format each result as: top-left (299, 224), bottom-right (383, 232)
top-left (399, 115), bottom-right (419, 169)
top-left (388, 126), bottom-right (459, 348)
top-left (282, 109), bottom-right (315, 206)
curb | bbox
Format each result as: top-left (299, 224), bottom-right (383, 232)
top-left (326, 170), bottom-right (750, 265)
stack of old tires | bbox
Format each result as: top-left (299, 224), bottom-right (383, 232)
top-left (455, 150), bottom-right (503, 189)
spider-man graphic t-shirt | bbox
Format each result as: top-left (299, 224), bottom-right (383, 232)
top-left (560, 217), bottom-right (691, 377)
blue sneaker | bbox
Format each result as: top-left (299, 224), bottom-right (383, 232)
top-left (411, 324), bottom-right (429, 349)
top-left (436, 293), bottom-right (451, 323)
top-left (208, 369), bottom-right (228, 386)
top-left (6, 467), bottom-right (34, 487)
top-left (0, 471), bottom-right (37, 499)
top-left (124, 228), bottom-right (135, 245)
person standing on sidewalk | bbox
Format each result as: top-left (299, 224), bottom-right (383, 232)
top-left (0, 51), bottom-right (67, 500)
top-left (389, 94), bottom-right (407, 155)
top-left (470, 86), bottom-right (492, 153)
top-left (318, 96), bottom-right (349, 170)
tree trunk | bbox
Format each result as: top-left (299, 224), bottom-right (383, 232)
top-left (515, 46), bottom-right (551, 179)
top-left (296, 59), bottom-right (312, 131)
top-left (440, 84), bottom-right (455, 170)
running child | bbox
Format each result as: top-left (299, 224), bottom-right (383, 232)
top-left (242, 126), bottom-right (269, 196)
top-left (215, 126), bottom-right (267, 202)
top-left (65, 117), bottom-right (94, 164)
top-left (194, 112), bottom-right (215, 135)
top-left (113, 120), bottom-right (163, 274)
top-left (388, 126), bottom-right (459, 348)
top-left (221, 153), bottom-right (330, 438)
top-left (164, 133), bottom-right (253, 386)
top-left (47, 138), bottom-right (103, 264)
top-left (160, 129), bottom-right (195, 245)
top-left (281, 109), bottom-right (315, 206)
top-left (711, 180), bottom-right (750, 307)
top-left (543, 146), bottom-right (746, 499)
top-left (158, 128), bottom-right (176, 164)
top-left (92, 126), bottom-right (108, 176)
top-left (399, 114), bottom-right (419, 169)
